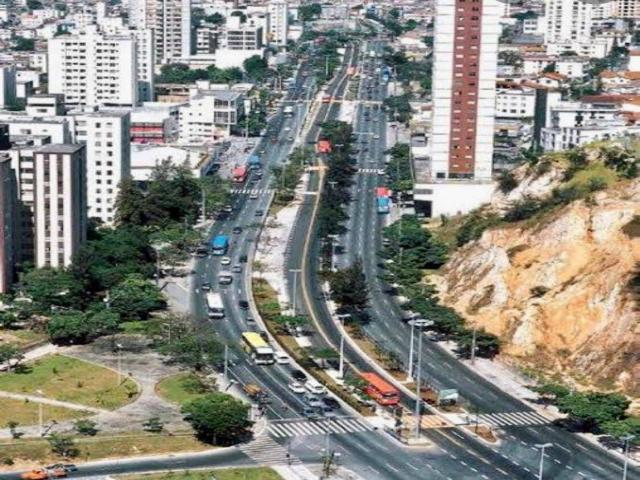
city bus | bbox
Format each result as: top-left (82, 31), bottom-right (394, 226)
top-left (206, 292), bottom-right (225, 319)
top-left (361, 372), bottom-right (400, 406)
top-left (241, 332), bottom-right (275, 365)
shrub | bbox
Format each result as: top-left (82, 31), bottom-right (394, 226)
top-left (498, 171), bottom-right (518, 194)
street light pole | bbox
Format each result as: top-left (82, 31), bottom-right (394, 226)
top-left (406, 321), bottom-right (414, 382)
top-left (470, 326), bottom-right (477, 365)
top-left (289, 269), bottom-right (302, 314)
top-left (412, 319), bottom-right (431, 439)
top-left (622, 434), bottom-right (635, 480)
top-left (535, 443), bottom-right (553, 480)
top-left (336, 313), bottom-right (349, 379)
top-left (116, 343), bottom-right (123, 386)
top-left (223, 344), bottom-right (229, 383)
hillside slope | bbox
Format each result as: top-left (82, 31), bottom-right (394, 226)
top-left (436, 144), bottom-right (640, 396)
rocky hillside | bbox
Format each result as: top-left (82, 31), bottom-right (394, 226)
top-left (436, 143), bottom-right (640, 397)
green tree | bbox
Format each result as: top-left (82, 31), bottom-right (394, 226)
top-left (48, 434), bottom-right (79, 458)
top-left (271, 315), bottom-right (308, 334)
top-left (157, 326), bottom-right (223, 371)
top-left (182, 393), bottom-right (252, 445)
top-left (601, 417), bottom-right (640, 444)
top-left (14, 37), bottom-right (35, 51)
top-left (74, 419), bottom-right (99, 436)
top-left (299, 3), bottom-right (321, 21)
top-left (330, 259), bottom-right (370, 313)
top-left (109, 274), bottom-right (165, 321)
top-left (21, 268), bottom-right (86, 313)
top-left (114, 177), bottom-right (147, 227)
top-left (455, 329), bottom-right (501, 359)
top-left (557, 392), bottom-right (630, 432)
top-left (204, 12), bottom-right (225, 25)
top-left (26, 0), bottom-right (42, 9)
top-left (243, 55), bottom-right (270, 82)
top-left (47, 310), bottom-right (119, 345)
top-left (0, 344), bottom-right (24, 371)
top-left (142, 416), bottom-right (165, 433)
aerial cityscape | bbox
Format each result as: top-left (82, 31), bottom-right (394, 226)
top-left (0, 0), bottom-right (638, 479)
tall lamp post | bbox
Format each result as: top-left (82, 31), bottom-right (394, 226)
top-left (289, 269), bottom-right (302, 315)
top-left (336, 313), bottom-right (350, 379)
top-left (535, 443), bottom-right (553, 480)
top-left (622, 434), bottom-right (635, 480)
top-left (411, 318), bottom-right (433, 439)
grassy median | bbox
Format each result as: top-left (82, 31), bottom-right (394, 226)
top-left (119, 468), bottom-right (282, 480)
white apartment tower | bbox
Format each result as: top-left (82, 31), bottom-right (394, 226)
top-left (268, 0), bottom-right (289, 46)
top-left (416, 0), bottom-right (500, 217)
top-left (33, 144), bottom-right (87, 268)
top-left (48, 28), bottom-right (138, 108)
top-left (130, 0), bottom-right (192, 64)
top-left (545, 0), bottom-right (592, 44)
top-left (71, 111), bottom-right (131, 225)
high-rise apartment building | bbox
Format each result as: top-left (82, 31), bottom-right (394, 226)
top-left (614, 0), bottom-right (640, 18)
top-left (268, 0), bottom-right (289, 46)
top-left (415, 0), bottom-right (500, 217)
top-left (0, 154), bottom-right (17, 293)
top-left (545, 0), bottom-right (593, 44)
top-left (129, 0), bottom-right (192, 64)
top-left (0, 65), bottom-right (17, 109)
top-left (33, 144), bottom-right (87, 268)
top-left (70, 111), bottom-right (131, 225)
top-left (48, 28), bottom-right (138, 108)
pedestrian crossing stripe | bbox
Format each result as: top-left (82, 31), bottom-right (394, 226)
top-left (357, 168), bottom-right (383, 174)
top-left (239, 435), bottom-right (302, 465)
top-left (477, 411), bottom-right (551, 427)
top-left (230, 188), bottom-right (274, 195)
top-left (267, 417), bottom-right (374, 438)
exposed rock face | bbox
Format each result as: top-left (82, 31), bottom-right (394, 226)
top-left (438, 180), bottom-right (640, 396)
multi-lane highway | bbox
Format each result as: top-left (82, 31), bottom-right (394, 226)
top-left (290, 37), bottom-right (640, 480)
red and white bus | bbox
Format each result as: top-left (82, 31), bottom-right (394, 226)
top-left (232, 165), bottom-right (248, 183)
top-left (361, 372), bottom-right (400, 406)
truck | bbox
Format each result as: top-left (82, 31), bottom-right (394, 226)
top-left (377, 196), bottom-right (390, 214)
top-left (283, 105), bottom-right (294, 117)
top-left (248, 155), bottom-right (261, 170)
top-left (206, 292), bottom-right (225, 319)
top-left (211, 235), bottom-right (229, 255)
top-left (232, 165), bottom-right (248, 183)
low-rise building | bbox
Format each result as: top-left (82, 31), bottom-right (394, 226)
top-left (178, 90), bottom-right (243, 143)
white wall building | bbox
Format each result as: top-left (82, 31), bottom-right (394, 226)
top-left (33, 144), bottom-right (87, 268)
top-left (129, 0), bottom-right (192, 64)
top-left (48, 28), bottom-right (138, 108)
top-left (496, 86), bottom-right (536, 118)
top-left (69, 111), bottom-right (131, 225)
top-left (268, 0), bottom-right (289, 47)
top-left (545, 0), bottom-right (592, 44)
top-left (178, 90), bottom-right (243, 143)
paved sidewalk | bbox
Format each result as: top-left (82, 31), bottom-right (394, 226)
top-left (0, 343), bottom-right (58, 371)
top-left (0, 390), bottom-right (103, 413)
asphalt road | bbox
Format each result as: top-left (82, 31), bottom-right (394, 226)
top-left (292, 38), bottom-right (640, 480)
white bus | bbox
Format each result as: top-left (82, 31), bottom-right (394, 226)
top-left (241, 332), bottom-right (275, 365)
top-left (206, 292), bottom-right (225, 319)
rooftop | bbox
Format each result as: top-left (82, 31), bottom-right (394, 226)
top-left (36, 144), bottom-right (84, 154)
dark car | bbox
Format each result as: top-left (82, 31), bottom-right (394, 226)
top-left (232, 226), bottom-right (243, 234)
top-left (201, 281), bottom-right (211, 292)
top-left (291, 369), bottom-right (307, 382)
top-left (322, 397), bottom-right (340, 410)
top-left (239, 254), bottom-right (248, 263)
top-left (239, 300), bottom-right (250, 310)
top-left (255, 210), bottom-right (264, 217)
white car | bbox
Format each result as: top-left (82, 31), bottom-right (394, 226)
top-left (288, 381), bottom-right (306, 394)
top-left (305, 380), bottom-right (327, 395)
top-left (249, 192), bottom-right (259, 200)
top-left (373, 134), bottom-right (380, 139)
top-left (275, 352), bottom-right (290, 365)
top-left (220, 256), bottom-right (231, 265)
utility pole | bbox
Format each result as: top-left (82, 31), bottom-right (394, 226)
top-left (406, 321), bottom-right (415, 382)
top-left (290, 269), bottom-right (302, 314)
top-left (223, 344), bottom-right (229, 382)
top-left (116, 343), bottom-right (123, 386)
top-left (412, 319), bottom-right (431, 439)
top-left (201, 184), bottom-right (206, 223)
top-left (470, 326), bottom-right (477, 365)
top-left (622, 435), bottom-right (635, 480)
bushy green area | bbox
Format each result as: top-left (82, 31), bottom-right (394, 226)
top-left (271, 147), bottom-right (313, 204)
top-left (155, 63), bottom-right (242, 85)
top-left (181, 393), bottom-right (252, 445)
top-left (384, 143), bottom-right (413, 192)
top-left (381, 215), bottom-right (500, 358)
top-left (533, 383), bottom-right (638, 443)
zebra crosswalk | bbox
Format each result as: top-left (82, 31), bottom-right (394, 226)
top-left (476, 411), bottom-right (551, 428)
top-left (357, 168), bottom-right (383, 174)
top-left (230, 188), bottom-right (274, 195)
top-left (267, 417), bottom-right (374, 438)
top-left (239, 435), bottom-right (302, 465)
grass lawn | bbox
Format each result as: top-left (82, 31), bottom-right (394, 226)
top-left (0, 397), bottom-right (89, 427)
top-left (0, 355), bottom-right (138, 410)
top-left (120, 468), bottom-right (282, 480)
top-left (0, 328), bottom-right (47, 348)
top-left (0, 432), bottom-right (209, 468)
top-left (155, 373), bottom-right (213, 406)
